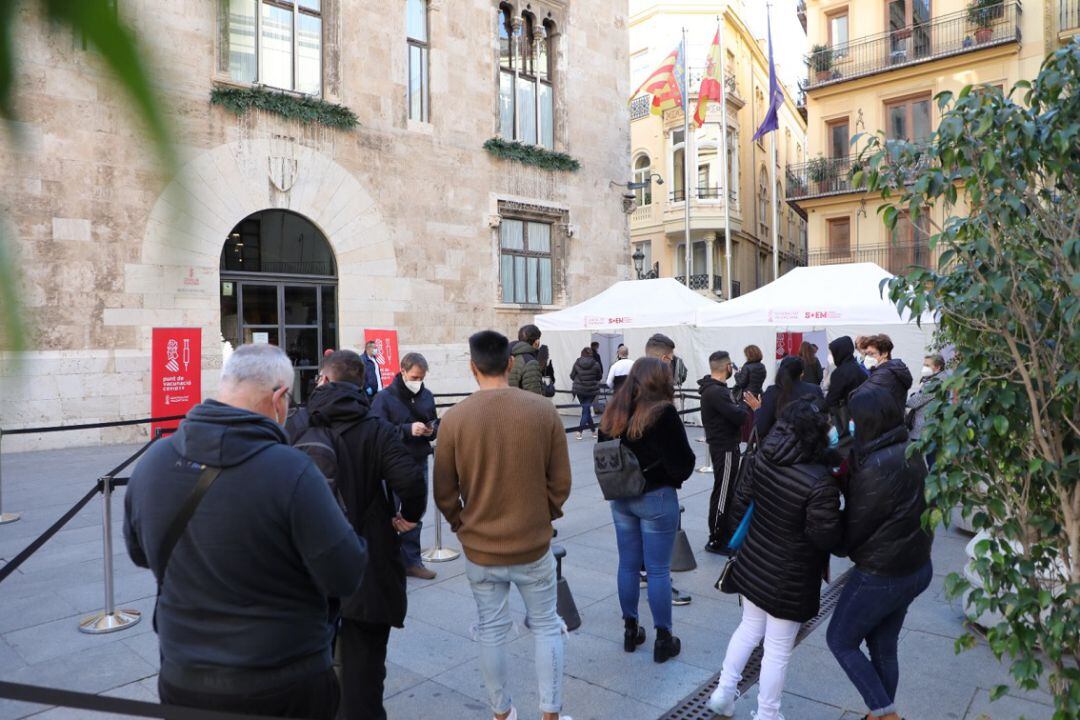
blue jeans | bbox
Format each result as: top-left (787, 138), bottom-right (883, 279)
top-left (465, 551), bottom-right (566, 715)
top-left (578, 396), bottom-right (595, 432)
top-left (610, 486), bottom-right (680, 631)
top-left (826, 561), bottom-right (933, 716)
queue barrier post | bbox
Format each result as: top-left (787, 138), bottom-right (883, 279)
top-left (421, 457), bottom-right (460, 563)
top-left (0, 429), bottom-right (21, 525)
top-left (78, 474), bottom-right (141, 634)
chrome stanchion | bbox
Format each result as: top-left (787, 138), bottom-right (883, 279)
top-left (79, 475), bottom-right (141, 633)
top-left (420, 457), bottom-right (459, 563)
top-left (0, 429), bottom-right (21, 525)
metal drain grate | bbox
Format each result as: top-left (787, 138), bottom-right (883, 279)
top-left (658, 568), bottom-right (852, 720)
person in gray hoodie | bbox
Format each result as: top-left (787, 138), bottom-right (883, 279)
top-left (124, 344), bottom-right (365, 719)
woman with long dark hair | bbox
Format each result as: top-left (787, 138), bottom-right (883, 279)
top-left (826, 385), bottom-right (933, 720)
top-left (598, 357), bottom-right (696, 663)
top-left (799, 341), bottom-right (824, 387)
top-left (753, 356), bottom-right (825, 438)
top-left (709, 397), bottom-right (842, 720)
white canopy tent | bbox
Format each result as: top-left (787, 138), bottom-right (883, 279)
top-left (692, 263), bottom-right (937, 388)
top-left (534, 278), bottom-right (717, 391)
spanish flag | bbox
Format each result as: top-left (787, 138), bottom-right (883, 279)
top-left (629, 42), bottom-right (685, 116)
top-left (693, 28), bottom-right (723, 128)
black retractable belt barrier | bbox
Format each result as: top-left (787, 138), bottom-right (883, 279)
top-left (0, 681), bottom-right (277, 720)
top-left (0, 482), bottom-right (100, 585)
top-left (1, 414), bottom-right (187, 436)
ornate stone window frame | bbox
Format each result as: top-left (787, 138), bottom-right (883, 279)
top-left (492, 198), bottom-right (569, 310)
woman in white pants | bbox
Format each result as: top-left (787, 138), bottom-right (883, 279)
top-left (709, 397), bottom-right (843, 720)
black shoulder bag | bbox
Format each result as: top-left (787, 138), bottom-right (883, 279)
top-left (153, 464), bottom-right (222, 627)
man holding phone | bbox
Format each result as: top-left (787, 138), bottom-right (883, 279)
top-left (371, 352), bottom-right (440, 579)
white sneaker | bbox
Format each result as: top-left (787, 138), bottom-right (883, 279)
top-left (495, 708), bottom-right (517, 720)
top-left (707, 688), bottom-right (735, 717)
top-left (750, 712), bottom-right (785, 720)
top-left (698, 465), bottom-right (714, 473)
top-left (575, 432), bottom-right (583, 440)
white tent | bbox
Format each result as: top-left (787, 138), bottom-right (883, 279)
top-left (535, 278), bottom-right (717, 391)
top-left (692, 263), bottom-right (937, 388)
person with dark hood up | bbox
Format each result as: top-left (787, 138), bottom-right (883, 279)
top-left (752, 356), bottom-right (825, 439)
top-left (708, 397), bottom-right (842, 720)
top-left (124, 344), bottom-right (366, 720)
top-left (825, 336), bottom-right (867, 439)
top-left (826, 385), bottom-right (933, 720)
top-left (370, 352), bottom-right (439, 580)
top-left (293, 349), bottom-right (426, 720)
top-left (697, 351), bottom-right (748, 555)
top-left (799, 341), bottom-right (824, 387)
top-left (508, 324), bottom-right (546, 395)
top-left (860, 334), bottom-right (913, 410)
top-left (570, 346), bottom-right (603, 440)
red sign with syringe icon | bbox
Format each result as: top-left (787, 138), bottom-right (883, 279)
top-left (151, 327), bottom-right (202, 438)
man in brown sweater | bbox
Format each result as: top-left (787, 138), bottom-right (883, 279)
top-left (434, 330), bottom-right (572, 720)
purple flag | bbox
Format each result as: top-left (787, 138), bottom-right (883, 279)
top-left (752, 7), bottom-right (784, 143)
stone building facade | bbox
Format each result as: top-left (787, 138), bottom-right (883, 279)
top-left (0, 0), bottom-right (631, 449)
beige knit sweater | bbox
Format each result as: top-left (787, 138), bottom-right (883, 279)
top-left (433, 387), bottom-right (572, 566)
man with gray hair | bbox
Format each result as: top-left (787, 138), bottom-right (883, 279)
top-left (124, 343), bottom-right (366, 719)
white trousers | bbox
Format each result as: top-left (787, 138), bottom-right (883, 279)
top-left (716, 598), bottom-right (801, 720)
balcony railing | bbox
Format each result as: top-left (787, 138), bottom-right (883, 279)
top-left (786, 145), bottom-right (935, 201)
top-left (809, 242), bottom-right (941, 275)
top-left (686, 68), bottom-right (741, 101)
top-left (670, 186), bottom-right (737, 203)
top-left (630, 94), bottom-right (651, 121)
top-left (806, 2), bottom-right (1021, 90)
top-left (1063, 0), bottom-right (1080, 32)
top-left (674, 274), bottom-right (722, 292)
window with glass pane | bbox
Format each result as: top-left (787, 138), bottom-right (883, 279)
top-left (633, 155), bottom-right (652, 206)
top-left (499, 219), bottom-right (553, 305)
top-left (829, 12), bottom-right (848, 55)
top-left (407, 0), bottom-right (429, 121)
top-left (886, 95), bottom-right (931, 141)
top-left (226, 1), bottom-right (322, 95)
top-left (673, 148), bottom-right (685, 199)
top-left (496, 7), bottom-right (556, 149)
top-left (828, 119), bottom-right (849, 158)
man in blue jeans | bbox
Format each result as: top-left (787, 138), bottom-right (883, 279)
top-left (434, 330), bottom-right (573, 720)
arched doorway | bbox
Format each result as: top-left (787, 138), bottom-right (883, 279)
top-left (220, 209), bottom-right (338, 403)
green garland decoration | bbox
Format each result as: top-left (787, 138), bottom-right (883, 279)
top-left (483, 137), bottom-right (580, 172)
top-left (210, 86), bottom-right (359, 130)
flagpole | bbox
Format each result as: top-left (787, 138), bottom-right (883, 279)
top-left (767, 2), bottom-right (780, 282)
top-left (682, 26), bottom-right (692, 287)
top-left (718, 11), bottom-right (733, 300)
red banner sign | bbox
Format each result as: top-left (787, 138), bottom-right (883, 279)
top-left (151, 327), bottom-right (202, 437)
top-left (363, 329), bottom-right (399, 389)
top-left (776, 331), bottom-right (804, 359)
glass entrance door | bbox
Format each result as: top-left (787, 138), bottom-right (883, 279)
top-left (221, 280), bottom-right (337, 404)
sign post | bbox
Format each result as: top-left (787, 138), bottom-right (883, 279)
top-left (151, 328), bottom-right (202, 437)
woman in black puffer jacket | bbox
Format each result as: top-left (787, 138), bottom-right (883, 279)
top-left (826, 385), bottom-right (933, 720)
top-left (734, 344), bottom-right (767, 398)
top-left (708, 397), bottom-right (842, 720)
top-left (570, 348), bottom-right (603, 439)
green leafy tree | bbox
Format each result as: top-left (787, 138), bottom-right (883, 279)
top-left (0, 0), bottom-right (176, 351)
top-left (854, 40), bottom-right (1079, 718)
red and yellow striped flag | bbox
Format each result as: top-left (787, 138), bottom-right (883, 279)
top-left (693, 28), bottom-right (723, 127)
top-left (629, 42), bottom-right (685, 116)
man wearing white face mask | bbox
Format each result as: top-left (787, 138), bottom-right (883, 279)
top-left (371, 352), bottom-right (439, 580)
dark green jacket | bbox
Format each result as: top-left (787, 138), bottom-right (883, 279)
top-left (508, 341), bottom-right (544, 395)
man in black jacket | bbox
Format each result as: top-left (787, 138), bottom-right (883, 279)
top-left (699, 351), bottom-right (749, 555)
top-left (296, 350), bottom-right (426, 720)
top-left (125, 344), bottom-right (365, 719)
top-left (371, 352), bottom-right (438, 580)
top-left (825, 336), bottom-right (866, 439)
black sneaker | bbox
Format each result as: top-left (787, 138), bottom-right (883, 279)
top-left (704, 540), bottom-right (731, 556)
top-left (672, 587), bottom-right (692, 606)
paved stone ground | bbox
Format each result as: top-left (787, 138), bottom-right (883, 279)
top-left (0, 428), bottom-right (1056, 720)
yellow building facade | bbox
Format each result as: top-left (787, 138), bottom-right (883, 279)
top-left (791, 0), bottom-right (1078, 273)
top-left (629, 1), bottom-right (808, 299)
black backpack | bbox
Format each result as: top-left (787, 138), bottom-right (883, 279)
top-left (292, 420), bottom-right (360, 510)
top-left (592, 438), bottom-right (659, 500)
